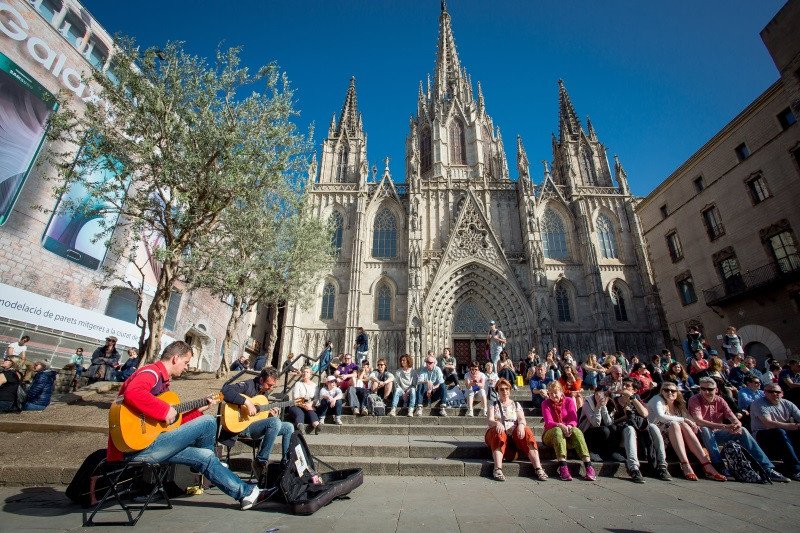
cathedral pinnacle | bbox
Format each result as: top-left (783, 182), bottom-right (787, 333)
top-left (433, 0), bottom-right (465, 100)
top-left (336, 76), bottom-right (362, 137)
top-left (557, 79), bottom-right (582, 140)
top-left (586, 115), bottom-right (597, 140)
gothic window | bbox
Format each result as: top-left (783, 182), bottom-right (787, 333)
top-left (449, 120), bottom-right (466, 165)
top-left (453, 302), bottom-right (489, 333)
top-left (105, 287), bottom-right (138, 324)
top-left (376, 284), bottom-right (392, 321)
top-left (420, 127), bottom-right (432, 173)
top-left (541, 209), bottom-right (568, 259)
top-left (330, 211), bottom-right (344, 256)
top-left (581, 148), bottom-right (598, 185)
top-left (336, 146), bottom-right (349, 182)
top-left (611, 284), bottom-right (629, 322)
top-left (320, 283), bottom-right (335, 320)
top-left (555, 284), bottom-right (572, 322)
top-left (372, 208), bottom-right (397, 258)
top-left (596, 214), bottom-right (618, 259)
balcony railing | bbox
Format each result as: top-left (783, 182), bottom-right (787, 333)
top-left (703, 255), bottom-right (800, 306)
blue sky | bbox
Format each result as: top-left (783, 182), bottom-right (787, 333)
top-left (82, 0), bottom-right (786, 196)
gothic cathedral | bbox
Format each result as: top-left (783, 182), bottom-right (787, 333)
top-left (281, 3), bottom-right (665, 368)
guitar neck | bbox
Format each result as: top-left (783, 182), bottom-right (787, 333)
top-left (176, 397), bottom-right (212, 414)
top-left (257, 399), bottom-right (294, 412)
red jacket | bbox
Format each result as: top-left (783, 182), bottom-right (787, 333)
top-left (107, 361), bottom-right (202, 461)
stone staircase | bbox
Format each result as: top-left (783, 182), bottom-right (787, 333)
top-left (224, 389), bottom-right (677, 479)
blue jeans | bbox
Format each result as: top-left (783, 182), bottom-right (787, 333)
top-left (391, 387), bottom-right (416, 409)
top-left (584, 371), bottom-right (598, 389)
top-left (129, 415), bottom-right (249, 501)
top-left (699, 426), bottom-right (774, 471)
top-left (756, 428), bottom-right (800, 475)
top-left (316, 399), bottom-right (343, 419)
top-left (240, 415), bottom-right (293, 463)
top-left (23, 403), bottom-right (47, 411)
top-left (416, 383), bottom-right (444, 407)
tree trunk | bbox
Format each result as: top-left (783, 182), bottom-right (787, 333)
top-left (264, 301), bottom-right (279, 367)
top-left (216, 296), bottom-right (243, 378)
top-left (143, 259), bottom-right (177, 364)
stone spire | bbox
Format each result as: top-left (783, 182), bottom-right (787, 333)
top-left (517, 134), bottom-right (530, 182)
top-left (614, 154), bottom-right (630, 195)
top-left (336, 76), bottom-right (362, 137)
top-left (433, 0), bottom-right (465, 100)
top-left (477, 81), bottom-right (485, 113)
top-left (586, 115), bottom-right (597, 140)
top-left (557, 79), bottom-right (582, 140)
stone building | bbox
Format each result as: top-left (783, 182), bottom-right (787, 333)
top-left (281, 3), bottom-right (665, 368)
top-left (635, 0), bottom-right (800, 363)
top-left (0, 0), bottom-right (254, 370)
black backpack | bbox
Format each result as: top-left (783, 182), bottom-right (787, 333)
top-left (65, 449), bottom-right (112, 507)
top-left (720, 441), bottom-right (771, 484)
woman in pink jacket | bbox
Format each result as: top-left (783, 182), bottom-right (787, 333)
top-left (541, 381), bottom-right (596, 481)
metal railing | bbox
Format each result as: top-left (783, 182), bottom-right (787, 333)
top-left (703, 255), bottom-right (800, 306)
top-left (280, 352), bottom-right (323, 395)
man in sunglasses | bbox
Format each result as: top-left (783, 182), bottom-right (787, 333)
top-left (688, 377), bottom-right (787, 482)
top-left (416, 356), bottom-right (447, 416)
top-left (750, 384), bottom-right (800, 481)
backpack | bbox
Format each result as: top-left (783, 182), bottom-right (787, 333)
top-left (720, 441), bottom-right (771, 484)
top-left (444, 386), bottom-right (466, 407)
top-left (65, 449), bottom-right (113, 507)
top-left (365, 393), bottom-right (385, 416)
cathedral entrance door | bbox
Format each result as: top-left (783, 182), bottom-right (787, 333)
top-left (453, 340), bottom-right (472, 377)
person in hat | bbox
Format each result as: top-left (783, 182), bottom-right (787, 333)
top-left (86, 336), bottom-right (120, 382)
top-left (317, 375), bottom-right (344, 425)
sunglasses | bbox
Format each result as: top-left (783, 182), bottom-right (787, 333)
top-left (662, 389), bottom-right (678, 393)
top-left (765, 390), bottom-right (783, 394)
top-left (700, 387), bottom-right (716, 392)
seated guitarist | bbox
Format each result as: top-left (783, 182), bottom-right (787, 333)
top-left (220, 366), bottom-right (293, 480)
top-left (107, 341), bottom-right (268, 510)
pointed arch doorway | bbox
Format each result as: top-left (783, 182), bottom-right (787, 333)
top-left (452, 300), bottom-right (490, 377)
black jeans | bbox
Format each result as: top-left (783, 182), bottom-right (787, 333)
top-left (756, 428), bottom-right (800, 474)
top-left (285, 405), bottom-right (319, 427)
top-left (583, 425), bottom-right (622, 459)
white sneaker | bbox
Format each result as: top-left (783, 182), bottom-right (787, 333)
top-left (335, 416), bottom-right (343, 425)
top-left (439, 407), bottom-right (448, 417)
top-left (479, 409), bottom-right (486, 417)
top-left (319, 419), bottom-right (325, 425)
top-left (414, 406), bottom-right (423, 416)
top-left (466, 409), bottom-right (474, 417)
top-left (407, 409), bottom-right (414, 417)
top-left (389, 408), bottom-right (397, 416)
top-left (240, 484), bottom-right (268, 510)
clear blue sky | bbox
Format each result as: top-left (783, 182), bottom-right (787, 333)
top-left (82, 0), bottom-right (786, 196)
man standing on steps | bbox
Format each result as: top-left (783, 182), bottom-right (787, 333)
top-left (416, 354), bottom-right (447, 417)
top-left (487, 321), bottom-right (506, 369)
top-left (353, 327), bottom-right (369, 367)
top-left (220, 366), bottom-right (294, 481)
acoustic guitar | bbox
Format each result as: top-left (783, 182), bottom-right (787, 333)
top-left (221, 394), bottom-right (299, 433)
top-left (109, 391), bottom-right (223, 453)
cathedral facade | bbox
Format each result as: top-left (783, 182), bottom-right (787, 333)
top-left (280, 4), bottom-right (666, 368)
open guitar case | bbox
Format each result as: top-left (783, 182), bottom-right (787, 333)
top-left (260, 430), bottom-right (363, 515)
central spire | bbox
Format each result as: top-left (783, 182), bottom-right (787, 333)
top-left (557, 79), bottom-right (582, 140)
top-left (337, 76), bottom-right (362, 137)
top-left (433, 0), bottom-right (464, 99)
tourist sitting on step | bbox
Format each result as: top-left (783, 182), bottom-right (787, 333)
top-left (579, 386), bottom-right (623, 463)
top-left (528, 364), bottom-right (551, 410)
top-left (317, 375), bottom-right (344, 425)
top-left (628, 363), bottom-right (657, 400)
top-left (646, 380), bottom-right (724, 482)
top-left (347, 361), bottom-right (371, 415)
top-left (440, 348), bottom-right (459, 387)
top-left (390, 354), bottom-right (417, 417)
top-left (368, 358), bottom-right (394, 404)
top-left (558, 364), bottom-right (584, 409)
top-left (485, 378), bottom-right (548, 482)
top-left (465, 361), bottom-right (487, 417)
top-left (484, 362), bottom-right (499, 405)
top-left (750, 383), bottom-right (800, 481)
top-left (581, 353), bottom-right (605, 390)
top-left (415, 355), bottom-right (447, 416)
top-left (541, 381), bottom-right (596, 482)
top-left (286, 365), bottom-right (322, 435)
top-left (600, 365), bottom-right (624, 393)
top-left (334, 353), bottom-right (359, 392)
top-left (22, 361), bottom-right (57, 411)
top-left (497, 351), bottom-right (518, 389)
top-left (543, 350), bottom-right (561, 381)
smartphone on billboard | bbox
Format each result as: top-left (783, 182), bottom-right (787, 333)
top-left (42, 153), bottom-right (125, 270)
top-left (0, 52), bottom-right (59, 225)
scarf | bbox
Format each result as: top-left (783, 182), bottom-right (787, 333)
top-left (551, 396), bottom-right (565, 424)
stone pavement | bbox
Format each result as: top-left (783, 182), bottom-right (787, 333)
top-left (1, 475), bottom-right (799, 532)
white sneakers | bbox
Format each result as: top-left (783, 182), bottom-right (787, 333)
top-left (414, 406), bottom-right (423, 416)
top-left (334, 416), bottom-right (343, 425)
top-left (466, 409), bottom-right (474, 417)
top-left (389, 408), bottom-right (397, 416)
top-left (240, 484), bottom-right (269, 510)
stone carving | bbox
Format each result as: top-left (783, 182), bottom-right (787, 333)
top-left (446, 202), bottom-right (499, 265)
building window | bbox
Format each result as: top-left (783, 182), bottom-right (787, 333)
top-left (320, 283), bottom-right (335, 320)
top-left (611, 285), bottom-right (628, 322)
top-left (734, 143), bottom-right (750, 162)
top-left (555, 284), bottom-right (571, 322)
top-left (702, 205), bottom-right (725, 240)
top-left (659, 204), bottom-right (668, 219)
top-left (768, 231), bottom-right (800, 273)
top-left (105, 288), bottom-right (138, 324)
top-left (336, 146), bottom-right (348, 183)
top-left (83, 38), bottom-right (108, 70)
top-left (666, 231), bottom-right (683, 262)
top-left (596, 214), bottom-right (618, 259)
top-left (59, 11), bottom-right (87, 49)
top-left (330, 211), bottom-right (344, 256)
top-left (675, 273), bottom-right (697, 306)
top-left (778, 107), bottom-right (797, 130)
top-left (693, 176), bottom-right (705, 192)
top-left (372, 208), bottom-right (397, 258)
top-left (745, 174), bottom-right (770, 204)
top-left (420, 127), bottom-right (432, 173)
top-left (712, 247), bottom-right (745, 295)
top-left (163, 291), bottom-right (182, 331)
top-left (376, 284), bottom-right (392, 321)
top-left (541, 209), bottom-right (568, 259)
top-left (581, 148), bottom-right (598, 185)
top-left (449, 120), bottom-right (466, 165)
top-left (33, 0), bottom-right (64, 23)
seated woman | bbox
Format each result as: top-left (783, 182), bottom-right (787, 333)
top-left (706, 356), bottom-right (740, 413)
top-left (348, 361), bottom-right (371, 415)
top-left (23, 361), bottom-right (57, 411)
top-left (528, 363), bottom-right (551, 410)
top-left (484, 362), bottom-right (499, 405)
top-left (558, 364), bottom-right (584, 409)
top-left (581, 353), bottom-right (605, 390)
top-left (286, 366), bottom-right (321, 434)
top-left (628, 362), bottom-right (657, 400)
top-left (543, 350), bottom-right (561, 381)
top-left (485, 378), bottom-right (547, 482)
top-left (665, 362), bottom-right (695, 397)
top-left (465, 362), bottom-right (487, 417)
top-left (497, 351), bottom-right (517, 388)
top-left (316, 375), bottom-right (344, 425)
top-left (390, 354), bottom-right (417, 417)
top-left (647, 381), bottom-right (725, 481)
top-left (689, 349), bottom-right (709, 377)
top-left (579, 386), bottom-right (621, 462)
top-left (541, 381), bottom-right (596, 481)
top-left (441, 348), bottom-right (459, 387)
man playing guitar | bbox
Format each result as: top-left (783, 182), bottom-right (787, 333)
top-left (108, 341), bottom-right (268, 510)
top-left (220, 366), bottom-right (293, 480)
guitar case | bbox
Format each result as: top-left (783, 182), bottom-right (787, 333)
top-left (262, 431), bottom-right (363, 515)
